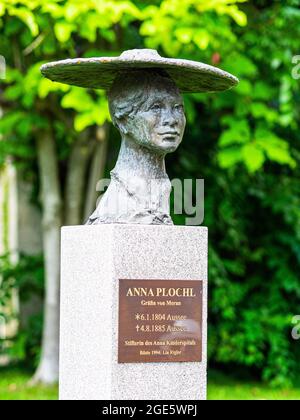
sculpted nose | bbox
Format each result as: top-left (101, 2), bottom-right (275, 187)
top-left (162, 108), bottom-right (177, 127)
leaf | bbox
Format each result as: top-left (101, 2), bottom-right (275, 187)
top-left (38, 78), bottom-right (69, 98)
top-left (0, 112), bottom-right (24, 134)
top-left (54, 22), bottom-right (75, 43)
top-left (193, 30), bottom-right (210, 50)
top-left (0, 3), bottom-right (5, 17)
top-left (41, 3), bottom-right (63, 19)
top-left (235, 80), bottom-right (252, 95)
top-left (223, 53), bottom-right (257, 77)
top-left (263, 141), bottom-right (296, 168)
top-left (100, 28), bottom-right (116, 43)
top-left (65, 3), bottom-right (81, 21)
top-left (242, 143), bottom-right (265, 172)
top-left (74, 112), bottom-right (93, 132)
top-left (61, 88), bottom-right (92, 112)
top-left (140, 20), bottom-right (157, 36)
top-left (228, 6), bottom-right (247, 27)
top-left (218, 146), bottom-right (243, 168)
top-left (4, 84), bottom-right (23, 101)
top-left (16, 116), bottom-right (32, 137)
top-left (250, 102), bottom-right (278, 123)
top-left (79, 12), bottom-right (103, 42)
top-left (8, 7), bottom-right (39, 36)
top-left (219, 120), bottom-right (250, 146)
top-left (174, 28), bottom-right (194, 44)
top-left (252, 82), bottom-right (274, 101)
top-left (255, 129), bottom-right (297, 168)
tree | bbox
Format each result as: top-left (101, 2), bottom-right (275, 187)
top-left (1, 0), bottom-right (299, 387)
top-left (0, 0), bottom-right (249, 384)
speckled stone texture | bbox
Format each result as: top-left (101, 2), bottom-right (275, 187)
top-left (41, 49), bottom-right (238, 93)
top-left (60, 224), bottom-right (208, 400)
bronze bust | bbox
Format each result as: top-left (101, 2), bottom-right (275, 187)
top-left (41, 49), bottom-right (238, 225)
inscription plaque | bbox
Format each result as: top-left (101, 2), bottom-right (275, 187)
top-left (118, 279), bottom-right (203, 363)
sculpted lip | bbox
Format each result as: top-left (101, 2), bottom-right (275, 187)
top-left (160, 131), bottom-right (180, 142)
top-left (159, 131), bottom-right (180, 136)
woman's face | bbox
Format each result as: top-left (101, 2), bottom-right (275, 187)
top-left (121, 86), bottom-right (186, 154)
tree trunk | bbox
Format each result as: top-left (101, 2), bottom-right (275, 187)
top-left (18, 177), bottom-right (43, 330)
top-left (84, 125), bottom-right (109, 222)
top-left (0, 158), bottom-right (19, 363)
top-left (31, 130), bottom-right (62, 385)
top-left (64, 131), bottom-right (94, 226)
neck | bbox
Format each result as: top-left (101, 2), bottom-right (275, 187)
top-left (113, 137), bottom-right (167, 179)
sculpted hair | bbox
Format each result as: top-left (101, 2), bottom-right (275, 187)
top-left (108, 69), bottom-right (180, 130)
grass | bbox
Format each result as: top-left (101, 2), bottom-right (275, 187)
top-left (0, 367), bottom-right (58, 400)
top-left (207, 371), bottom-right (300, 400)
top-left (0, 367), bottom-right (299, 400)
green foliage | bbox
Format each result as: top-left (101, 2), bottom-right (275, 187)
top-left (1, 0), bottom-right (300, 387)
top-left (207, 370), bottom-right (300, 400)
top-left (0, 255), bottom-right (15, 317)
top-left (0, 254), bottom-right (44, 369)
top-left (61, 87), bottom-right (110, 131)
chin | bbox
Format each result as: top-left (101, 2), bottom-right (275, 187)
top-left (164, 145), bottom-right (179, 153)
top-left (160, 140), bottom-right (181, 153)
top-left (142, 138), bottom-right (181, 154)
top-left (150, 143), bottom-right (177, 154)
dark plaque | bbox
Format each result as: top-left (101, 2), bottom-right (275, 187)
top-left (118, 279), bottom-right (203, 363)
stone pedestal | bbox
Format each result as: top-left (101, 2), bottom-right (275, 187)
top-left (60, 224), bottom-right (208, 400)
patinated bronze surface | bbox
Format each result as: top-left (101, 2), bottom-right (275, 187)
top-left (41, 49), bottom-right (238, 225)
top-left (41, 49), bottom-right (238, 92)
top-left (88, 69), bottom-right (185, 225)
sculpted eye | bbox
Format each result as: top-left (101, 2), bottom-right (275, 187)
top-left (174, 104), bottom-right (184, 111)
top-left (150, 103), bottom-right (162, 111)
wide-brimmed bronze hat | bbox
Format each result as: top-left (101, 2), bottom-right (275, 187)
top-left (41, 48), bottom-right (238, 93)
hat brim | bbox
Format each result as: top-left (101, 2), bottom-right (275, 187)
top-left (40, 56), bottom-right (238, 93)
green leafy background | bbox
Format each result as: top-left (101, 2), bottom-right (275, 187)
top-left (1, 0), bottom-right (300, 387)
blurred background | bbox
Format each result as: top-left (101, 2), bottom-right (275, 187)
top-left (0, 0), bottom-right (300, 400)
